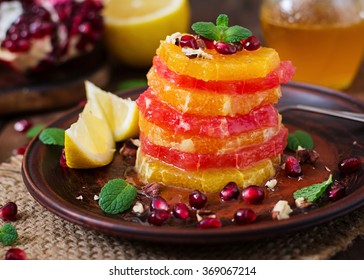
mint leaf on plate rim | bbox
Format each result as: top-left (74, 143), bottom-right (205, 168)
top-left (39, 128), bottom-right (65, 146)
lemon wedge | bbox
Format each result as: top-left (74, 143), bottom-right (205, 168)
top-left (65, 101), bottom-right (115, 169)
top-left (85, 81), bottom-right (139, 142)
top-left (102, 0), bottom-right (190, 67)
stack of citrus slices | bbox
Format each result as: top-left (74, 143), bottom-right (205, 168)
top-left (135, 15), bottom-right (294, 193)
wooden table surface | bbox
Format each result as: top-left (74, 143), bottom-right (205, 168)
top-left (0, 0), bottom-right (363, 259)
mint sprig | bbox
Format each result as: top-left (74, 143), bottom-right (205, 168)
top-left (191, 14), bottom-right (252, 43)
top-left (293, 174), bottom-right (333, 202)
top-left (98, 179), bottom-right (137, 214)
top-left (39, 128), bottom-right (65, 146)
top-left (0, 223), bottom-right (18, 246)
top-left (287, 130), bottom-right (314, 152)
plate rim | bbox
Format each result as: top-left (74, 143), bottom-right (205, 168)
top-left (21, 82), bottom-right (364, 244)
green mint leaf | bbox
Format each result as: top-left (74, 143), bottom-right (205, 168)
top-left (293, 174), bottom-right (333, 202)
top-left (216, 14), bottom-right (229, 27)
top-left (116, 79), bottom-right (147, 90)
top-left (98, 178), bottom-right (137, 214)
top-left (192, 14), bottom-right (253, 43)
top-left (287, 130), bottom-right (314, 152)
top-left (191, 21), bottom-right (220, 41)
top-left (0, 223), bottom-right (18, 246)
top-left (39, 128), bottom-right (65, 146)
top-left (224, 25), bottom-right (252, 43)
top-left (26, 124), bottom-right (45, 139)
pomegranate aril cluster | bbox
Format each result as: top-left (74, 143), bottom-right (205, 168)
top-left (177, 33), bottom-right (261, 56)
top-left (147, 196), bottom-right (171, 226)
top-left (0, 0), bottom-right (104, 72)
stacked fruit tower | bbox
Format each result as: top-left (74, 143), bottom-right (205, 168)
top-left (136, 16), bottom-right (294, 193)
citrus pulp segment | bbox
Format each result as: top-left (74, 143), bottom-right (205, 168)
top-left (156, 41), bottom-right (281, 81)
top-left (64, 102), bottom-right (115, 169)
top-left (139, 127), bottom-right (288, 171)
top-left (136, 150), bottom-right (279, 193)
top-left (139, 115), bottom-right (282, 154)
top-left (136, 89), bottom-right (280, 137)
top-left (147, 68), bottom-right (281, 116)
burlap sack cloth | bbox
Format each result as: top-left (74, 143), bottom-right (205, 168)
top-left (1, 155), bottom-right (364, 260)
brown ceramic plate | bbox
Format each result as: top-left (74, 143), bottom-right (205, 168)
top-left (21, 82), bottom-right (364, 244)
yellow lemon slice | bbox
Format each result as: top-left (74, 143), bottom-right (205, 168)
top-left (65, 102), bottom-right (115, 169)
top-left (85, 81), bottom-right (139, 142)
top-left (103, 0), bottom-right (190, 67)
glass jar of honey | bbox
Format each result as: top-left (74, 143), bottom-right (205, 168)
top-left (260, 0), bottom-right (364, 90)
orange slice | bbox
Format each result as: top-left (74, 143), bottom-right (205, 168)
top-left (156, 41), bottom-right (281, 81)
top-left (139, 115), bottom-right (282, 154)
top-left (147, 67), bottom-right (281, 116)
top-left (136, 149), bottom-right (280, 193)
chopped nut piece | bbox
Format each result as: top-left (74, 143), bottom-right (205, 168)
top-left (93, 195), bottom-right (99, 201)
top-left (272, 200), bottom-right (292, 220)
top-left (265, 178), bottom-right (277, 191)
top-left (132, 201), bottom-right (144, 214)
top-left (182, 47), bottom-right (213, 59)
top-left (76, 195), bottom-right (83, 200)
top-left (141, 182), bottom-right (161, 197)
top-left (196, 209), bottom-right (215, 222)
top-left (196, 38), bottom-right (207, 49)
top-left (165, 32), bottom-right (182, 45)
top-left (119, 139), bottom-right (138, 157)
top-left (295, 197), bottom-right (313, 208)
top-left (325, 166), bottom-right (331, 172)
top-left (296, 149), bottom-right (320, 164)
top-left (130, 138), bottom-right (141, 147)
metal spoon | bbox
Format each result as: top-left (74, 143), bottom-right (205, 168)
top-left (278, 104), bottom-right (364, 123)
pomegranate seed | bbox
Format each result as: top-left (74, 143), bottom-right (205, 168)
top-left (147, 210), bottom-right (170, 226)
top-left (329, 182), bottom-right (346, 201)
top-left (220, 182), bottom-right (240, 201)
top-left (233, 41), bottom-right (244, 51)
top-left (179, 35), bottom-right (198, 49)
top-left (197, 35), bottom-right (214, 49)
top-left (214, 41), bottom-right (237, 54)
top-left (59, 148), bottom-right (67, 168)
top-left (189, 190), bottom-right (207, 209)
top-left (197, 217), bottom-right (222, 229)
top-left (0, 202), bottom-right (18, 221)
top-left (338, 157), bottom-right (361, 174)
top-left (172, 203), bottom-right (190, 220)
top-left (242, 36), bottom-right (261, 51)
top-left (241, 185), bottom-right (265, 204)
top-left (14, 119), bottom-right (33, 133)
top-left (285, 156), bottom-right (302, 177)
top-left (234, 208), bottom-right (256, 225)
top-left (4, 248), bottom-right (27, 260)
top-left (150, 196), bottom-right (170, 211)
top-left (15, 144), bottom-right (28, 155)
